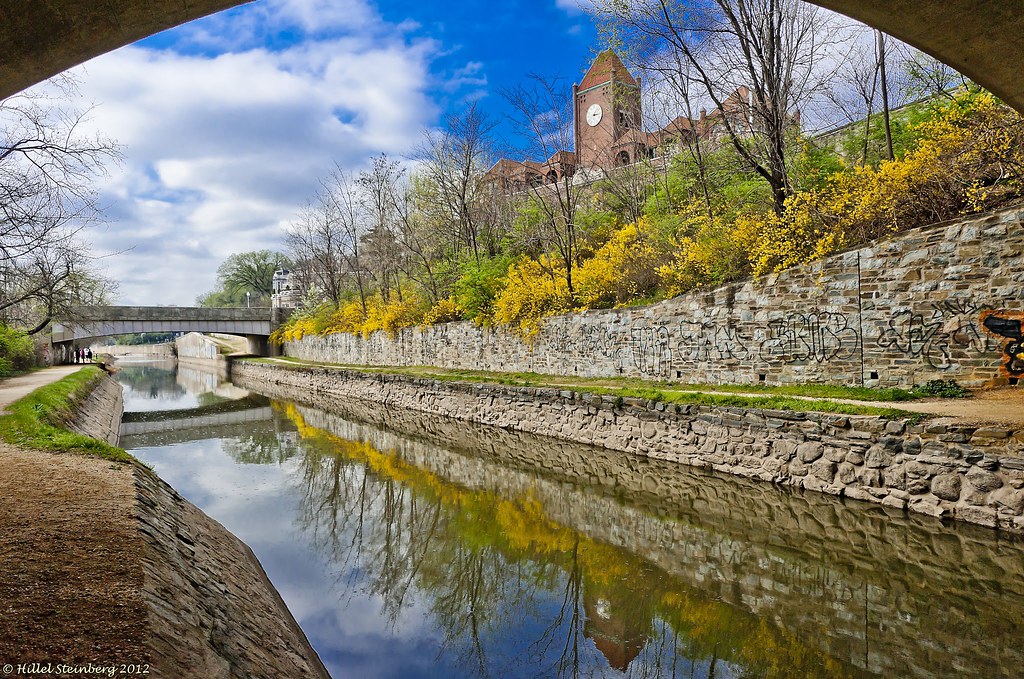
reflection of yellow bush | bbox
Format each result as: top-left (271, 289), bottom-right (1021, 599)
top-left (281, 403), bottom-right (853, 677)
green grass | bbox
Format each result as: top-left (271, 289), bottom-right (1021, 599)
top-left (251, 357), bottom-right (918, 419)
top-left (0, 366), bottom-right (136, 464)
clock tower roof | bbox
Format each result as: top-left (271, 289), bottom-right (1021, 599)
top-left (578, 49), bottom-right (637, 91)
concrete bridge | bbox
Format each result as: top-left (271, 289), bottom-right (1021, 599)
top-left (119, 405), bottom-right (275, 439)
top-left (1, 1), bottom-right (1022, 114)
top-left (50, 305), bottom-right (276, 362)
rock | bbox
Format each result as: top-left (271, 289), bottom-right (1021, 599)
top-left (965, 468), bottom-right (1003, 493)
top-left (907, 478), bottom-right (931, 495)
top-left (788, 459), bottom-right (809, 477)
top-left (992, 487), bottom-right (1024, 514)
top-left (860, 468), bottom-right (883, 487)
top-left (838, 462), bottom-right (858, 485)
top-left (884, 420), bottom-right (906, 435)
top-left (810, 459), bottom-right (837, 483)
top-left (797, 441), bottom-right (825, 463)
top-left (865, 444), bottom-right (893, 469)
top-left (931, 474), bottom-right (963, 502)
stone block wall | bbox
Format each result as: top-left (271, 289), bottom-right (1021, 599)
top-left (286, 206), bottom-right (1024, 388)
top-left (66, 370), bottom-right (124, 445)
top-left (287, 399), bottom-right (1024, 679)
top-left (234, 361), bottom-right (1024, 532)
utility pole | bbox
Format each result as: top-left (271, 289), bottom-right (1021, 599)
top-left (877, 29), bottom-right (894, 161)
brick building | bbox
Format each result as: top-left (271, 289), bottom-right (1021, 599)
top-left (486, 49), bottom-right (759, 188)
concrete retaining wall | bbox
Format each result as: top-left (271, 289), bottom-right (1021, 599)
top-left (63, 366), bottom-right (329, 678)
top-left (235, 360), bottom-right (1024, 532)
top-left (134, 468), bottom-right (330, 679)
top-left (66, 370), bottom-right (124, 445)
top-left (286, 206), bottom-right (1024, 388)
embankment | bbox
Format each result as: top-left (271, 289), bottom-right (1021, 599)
top-left (284, 206), bottom-right (1024, 389)
top-left (235, 360), bottom-right (1024, 532)
top-left (283, 396), bottom-right (1024, 679)
top-left (66, 368), bottom-right (329, 678)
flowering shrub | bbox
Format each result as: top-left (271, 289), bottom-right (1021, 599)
top-left (491, 256), bottom-right (572, 335)
top-left (421, 297), bottom-right (463, 326)
top-left (575, 220), bottom-right (662, 307)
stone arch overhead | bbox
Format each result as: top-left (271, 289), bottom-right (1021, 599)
top-left (0, 0), bottom-right (251, 100)
top-left (0, 1), bottom-right (1022, 113)
top-left (806, 0), bottom-right (1024, 113)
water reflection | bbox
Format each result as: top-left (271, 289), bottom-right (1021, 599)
top-left (118, 364), bottom-right (1024, 679)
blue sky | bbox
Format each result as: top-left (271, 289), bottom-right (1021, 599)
top-left (68, 0), bottom-right (604, 305)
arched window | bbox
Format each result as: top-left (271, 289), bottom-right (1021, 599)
top-left (617, 150), bottom-right (630, 166)
top-left (546, 170), bottom-right (558, 183)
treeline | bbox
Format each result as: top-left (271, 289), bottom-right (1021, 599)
top-left (272, 1), bottom-right (1024, 342)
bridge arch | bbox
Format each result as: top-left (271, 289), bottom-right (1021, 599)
top-left (50, 306), bottom-right (276, 363)
top-left (0, 1), bottom-right (1021, 114)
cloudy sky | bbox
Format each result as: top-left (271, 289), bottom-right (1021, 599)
top-left (65, 0), bottom-right (601, 305)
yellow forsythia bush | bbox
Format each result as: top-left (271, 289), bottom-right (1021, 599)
top-left (421, 297), bottom-right (462, 326)
top-left (491, 255), bottom-right (572, 335)
top-left (744, 90), bottom-right (1024, 275)
top-left (575, 220), bottom-right (661, 308)
top-left (360, 294), bottom-right (424, 338)
top-left (657, 209), bottom-right (759, 296)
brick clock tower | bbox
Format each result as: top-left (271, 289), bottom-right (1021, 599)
top-left (574, 50), bottom-right (642, 169)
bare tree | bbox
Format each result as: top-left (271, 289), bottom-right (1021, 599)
top-left (501, 74), bottom-right (586, 295)
top-left (358, 154), bottom-right (406, 302)
top-left (0, 241), bottom-right (116, 334)
top-left (414, 102), bottom-right (499, 263)
top-left (0, 75), bottom-right (120, 331)
top-left (592, 0), bottom-right (844, 215)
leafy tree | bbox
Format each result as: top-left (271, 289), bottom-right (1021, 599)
top-left (197, 249), bottom-right (290, 307)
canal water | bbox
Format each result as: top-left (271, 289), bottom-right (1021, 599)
top-left (116, 362), bottom-right (1024, 679)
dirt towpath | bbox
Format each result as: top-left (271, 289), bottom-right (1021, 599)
top-left (0, 364), bottom-right (84, 412)
top-left (0, 366), bottom-right (151, 670)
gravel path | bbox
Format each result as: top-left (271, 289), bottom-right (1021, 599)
top-left (0, 443), bottom-right (150, 669)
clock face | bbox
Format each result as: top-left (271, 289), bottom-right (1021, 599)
top-left (586, 103), bottom-right (603, 127)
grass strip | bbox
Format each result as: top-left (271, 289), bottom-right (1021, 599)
top-left (0, 366), bottom-right (135, 463)
top-left (250, 357), bottom-right (918, 419)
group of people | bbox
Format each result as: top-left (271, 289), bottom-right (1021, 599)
top-left (72, 347), bottom-right (93, 363)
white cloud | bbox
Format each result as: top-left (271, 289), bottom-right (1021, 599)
top-left (68, 7), bottom-right (446, 305)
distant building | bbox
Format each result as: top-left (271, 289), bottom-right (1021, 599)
top-left (271, 268), bottom-right (301, 310)
top-left (486, 49), bottom-right (761, 187)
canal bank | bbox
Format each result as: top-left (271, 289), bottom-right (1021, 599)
top-left (92, 356), bottom-right (1024, 677)
top-left (0, 366), bottom-right (330, 679)
top-left (234, 359), bottom-right (1024, 533)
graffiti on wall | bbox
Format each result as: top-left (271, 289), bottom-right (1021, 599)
top-left (630, 326), bottom-right (673, 376)
top-left (981, 309), bottom-right (1024, 378)
top-left (758, 312), bottom-right (860, 364)
top-left (877, 300), bottom-right (997, 370)
top-left (676, 321), bottom-right (752, 366)
top-left (417, 299), bottom-right (1015, 380)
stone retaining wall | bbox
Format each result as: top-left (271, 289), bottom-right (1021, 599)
top-left (66, 371), bottom-right (124, 445)
top-left (286, 206), bottom-right (1024, 388)
top-left (235, 361), bottom-right (1024, 532)
top-left (63, 367), bottom-right (329, 678)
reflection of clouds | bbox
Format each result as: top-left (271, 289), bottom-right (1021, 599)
top-left (130, 438), bottom-right (450, 679)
